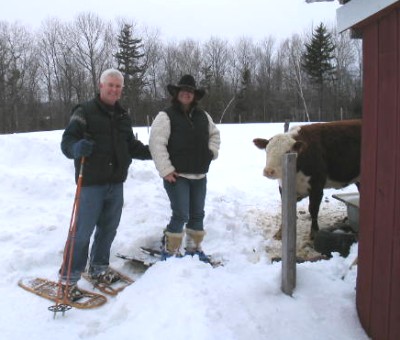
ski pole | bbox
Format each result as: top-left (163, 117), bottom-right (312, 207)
top-left (49, 156), bottom-right (85, 317)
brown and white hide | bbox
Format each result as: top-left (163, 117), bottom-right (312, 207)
top-left (253, 119), bottom-right (361, 239)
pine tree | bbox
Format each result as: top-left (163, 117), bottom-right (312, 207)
top-left (302, 23), bottom-right (336, 119)
top-left (233, 68), bottom-right (251, 123)
top-left (114, 24), bottom-right (146, 124)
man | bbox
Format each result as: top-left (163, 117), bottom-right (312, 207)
top-left (59, 68), bottom-right (151, 300)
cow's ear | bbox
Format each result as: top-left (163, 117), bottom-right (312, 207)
top-left (253, 138), bottom-right (269, 149)
top-left (292, 141), bottom-right (306, 153)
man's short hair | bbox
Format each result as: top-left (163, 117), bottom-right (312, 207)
top-left (100, 68), bottom-right (124, 85)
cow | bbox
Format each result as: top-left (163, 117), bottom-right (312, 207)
top-left (253, 119), bottom-right (361, 239)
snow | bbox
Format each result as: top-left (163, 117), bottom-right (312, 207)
top-left (0, 123), bottom-right (368, 340)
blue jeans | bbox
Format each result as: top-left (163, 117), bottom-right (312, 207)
top-left (59, 183), bottom-right (123, 283)
top-left (163, 176), bottom-right (207, 234)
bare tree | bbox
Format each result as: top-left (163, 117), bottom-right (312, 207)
top-left (37, 19), bottom-right (83, 125)
top-left (203, 37), bottom-right (229, 85)
top-left (332, 29), bottom-right (361, 119)
top-left (202, 37), bottom-right (230, 120)
top-left (37, 19), bottom-right (62, 103)
top-left (176, 39), bottom-right (203, 78)
top-left (232, 37), bottom-right (255, 84)
top-left (142, 26), bottom-right (163, 99)
top-left (0, 22), bottom-right (38, 132)
top-left (0, 22), bottom-right (11, 131)
top-left (70, 12), bottom-right (115, 95)
top-left (254, 36), bottom-right (275, 121)
top-left (231, 37), bottom-right (257, 122)
top-left (281, 34), bottom-right (310, 121)
top-left (160, 41), bottom-right (180, 95)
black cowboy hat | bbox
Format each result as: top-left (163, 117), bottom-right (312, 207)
top-left (167, 74), bottom-right (206, 100)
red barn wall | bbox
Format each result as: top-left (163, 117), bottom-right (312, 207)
top-left (357, 4), bottom-right (400, 340)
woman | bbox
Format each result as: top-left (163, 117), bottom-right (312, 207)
top-left (149, 74), bottom-right (220, 261)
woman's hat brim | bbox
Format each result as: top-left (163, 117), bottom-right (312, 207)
top-left (167, 84), bottom-right (206, 100)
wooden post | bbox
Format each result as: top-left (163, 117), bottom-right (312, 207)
top-left (284, 119), bottom-right (290, 132)
top-left (281, 153), bottom-right (297, 296)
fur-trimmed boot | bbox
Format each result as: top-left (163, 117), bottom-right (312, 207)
top-left (161, 231), bottom-right (184, 260)
top-left (185, 228), bottom-right (210, 263)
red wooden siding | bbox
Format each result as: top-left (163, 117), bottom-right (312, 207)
top-left (357, 5), bottom-right (400, 340)
top-left (391, 8), bottom-right (400, 337)
top-left (357, 20), bottom-right (378, 336)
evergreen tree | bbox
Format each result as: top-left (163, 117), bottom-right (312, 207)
top-left (302, 23), bottom-right (336, 119)
top-left (233, 68), bottom-right (251, 123)
top-left (114, 24), bottom-right (146, 124)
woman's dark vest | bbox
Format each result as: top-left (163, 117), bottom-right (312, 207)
top-left (75, 98), bottom-right (133, 186)
top-left (165, 105), bottom-right (212, 174)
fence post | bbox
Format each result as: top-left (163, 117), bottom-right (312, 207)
top-left (281, 152), bottom-right (297, 296)
top-left (284, 119), bottom-right (290, 132)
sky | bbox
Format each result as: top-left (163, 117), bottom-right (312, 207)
top-left (1, 0), bottom-right (341, 42)
top-left (0, 122), bottom-right (368, 340)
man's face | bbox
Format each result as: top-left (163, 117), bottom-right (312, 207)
top-left (99, 76), bottom-right (123, 106)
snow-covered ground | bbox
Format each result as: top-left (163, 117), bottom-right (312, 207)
top-left (0, 123), bottom-right (368, 340)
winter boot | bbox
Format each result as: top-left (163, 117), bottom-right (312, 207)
top-left (185, 228), bottom-right (210, 263)
top-left (61, 282), bottom-right (84, 302)
top-left (161, 231), bottom-right (184, 260)
top-left (89, 267), bottom-right (121, 285)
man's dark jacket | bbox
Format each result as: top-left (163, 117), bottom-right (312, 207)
top-left (61, 95), bottom-right (151, 186)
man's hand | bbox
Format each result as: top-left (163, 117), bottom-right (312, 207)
top-left (72, 139), bottom-right (94, 159)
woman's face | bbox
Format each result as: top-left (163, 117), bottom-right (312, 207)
top-left (177, 88), bottom-right (195, 107)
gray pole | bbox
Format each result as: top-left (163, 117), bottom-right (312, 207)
top-left (281, 153), bottom-right (297, 296)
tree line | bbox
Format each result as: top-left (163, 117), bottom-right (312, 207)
top-left (0, 13), bottom-right (362, 134)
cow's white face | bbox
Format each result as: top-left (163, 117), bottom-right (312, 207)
top-left (264, 133), bottom-right (297, 179)
top-left (264, 132), bottom-right (311, 198)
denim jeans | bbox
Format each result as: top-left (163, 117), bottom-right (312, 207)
top-left (163, 176), bottom-right (207, 234)
top-left (59, 183), bottom-right (123, 283)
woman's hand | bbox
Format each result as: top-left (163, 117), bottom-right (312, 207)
top-left (164, 171), bottom-right (179, 183)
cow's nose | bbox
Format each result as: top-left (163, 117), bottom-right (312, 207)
top-left (264, 168), bottom-right (275, 178)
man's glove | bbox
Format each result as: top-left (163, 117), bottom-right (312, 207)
top-left (72, 139), bottom-right (94, 159)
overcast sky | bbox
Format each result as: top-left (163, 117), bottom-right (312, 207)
top-left (2, 0), bottom-right (340, 42)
